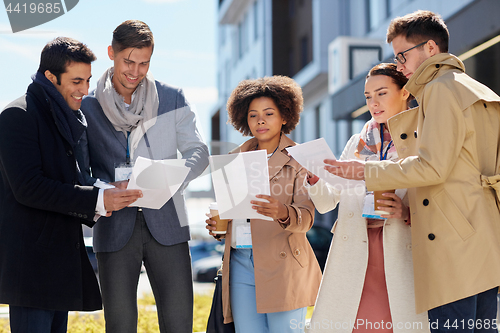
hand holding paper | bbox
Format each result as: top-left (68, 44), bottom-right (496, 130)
top-left (209, 150), bottom-right (273, 221)
top-left (127, 157), bottom-right (190, 209)
top-left (286, 138), bottom-right (364, 192)
top-left (251, 194), bottom-right (289, 221)
top-left (103, 188), bottom-right (143, 212)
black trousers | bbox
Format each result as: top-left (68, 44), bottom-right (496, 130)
top-left (428, 287), bottom-right (498, 333)
top-left (9, 306), bottom-right (67, 333)
top-left (97, 211), bottom-right (193, 333)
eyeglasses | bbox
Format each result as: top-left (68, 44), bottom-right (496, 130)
top-left (393, 41), bottom-right (429, 64)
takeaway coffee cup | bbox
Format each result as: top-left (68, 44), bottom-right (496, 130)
top-left (373, 190), bottom-right (396, 215)
top-left (209, 202), bottom-right (229, 234)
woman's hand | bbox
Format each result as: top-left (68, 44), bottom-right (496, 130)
top-left (306, 172), bottom-right (320, 185)
top-left (251, 195), bottom-right (289, 221)
top-left (376, 192), bottom-right (409, 220)
top-left (205, 213), bottom-right (230, 240)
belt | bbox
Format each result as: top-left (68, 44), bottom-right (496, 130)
top-left (481, 174), bottom-right (500, 207)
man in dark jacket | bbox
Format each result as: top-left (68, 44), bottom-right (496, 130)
top-left (0, 37), bottom-right (143, 333)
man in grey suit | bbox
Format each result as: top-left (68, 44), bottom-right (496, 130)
top-left (80, 20), bottom-right (209, 332)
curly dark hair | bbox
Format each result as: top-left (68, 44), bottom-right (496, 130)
top-left (226, 76), bottom-right (303, 136)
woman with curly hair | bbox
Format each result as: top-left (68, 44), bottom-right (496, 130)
top-left (305, 63), bottom-right (429, 332)
top-left (206, 76), bottom-right (322, 333)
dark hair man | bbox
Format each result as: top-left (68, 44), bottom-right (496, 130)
top-left (80, 20), bottom-right (209, 332)
top-left (324, 10), bottom-right (500, 332)
top-left (0, 37), bottom-right (142, 333)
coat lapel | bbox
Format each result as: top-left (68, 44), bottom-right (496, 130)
top-left (233, 135), bottom-right (295, 180)
top-left (268, 135), bottom-right (293, 180)
top-left (102, 106), bottom-right (127, 150)
top-left (387, 106), bottom-right (419, 159)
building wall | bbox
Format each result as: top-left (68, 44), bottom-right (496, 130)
top-left (212, 0), bottom-right (500, 228)
top-left (215, 0), bottom-right (270, 149)
top-left (328, 0), bottom-right (492, 149)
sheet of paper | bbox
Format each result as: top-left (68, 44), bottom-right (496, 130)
top-left (286, 138), bottom-right (364, 193)
top-left (127, 157), bottom-right (190, 209)
top-left (209, 150), bottom-right (273, 221)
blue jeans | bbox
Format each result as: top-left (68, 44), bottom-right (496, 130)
top-left (229, 248), bottom-right (307, 333)
top-left (9, 306), bottom-right (68, 333)
top-left (428, 287), bottom-right (498, 332)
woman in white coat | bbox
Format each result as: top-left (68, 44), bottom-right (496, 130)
top-left (306, 63), bottom-right (429, 333)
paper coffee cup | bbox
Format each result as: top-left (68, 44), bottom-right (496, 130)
top-left (209, 202), bottom-right (229, 234)
top-left (373, 190), bottom-right (396, 215)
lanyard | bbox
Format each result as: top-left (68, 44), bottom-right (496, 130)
top-left (125, 125), bottom-right (154, 164)
top-left (126, 131), bottom-right (131, 164)
top-left (379, 124), bottom-right (393, 161)
top-left (255, 143), bottom-right (279, 159)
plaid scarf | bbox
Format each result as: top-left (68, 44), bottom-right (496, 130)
top-left (354, 119), bottom-right (398, 162)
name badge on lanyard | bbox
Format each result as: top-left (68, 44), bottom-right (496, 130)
top-left (115, 162), bottom-right (134, 181)
top-left (236, 223), bottom-right (252, 249)
top-left (115, 130), bottom-right (134, 181)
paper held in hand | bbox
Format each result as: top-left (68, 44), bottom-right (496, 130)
top-left (286, 138), bottom-right (364, 193)
top-left (209, 150), bottom-right (273, 221)
top-left (127, 156), bottom-right (190, 209)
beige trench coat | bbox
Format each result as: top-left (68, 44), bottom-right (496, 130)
top-left (306, 134), bottom-right (429, 332)
top-left (365, 53), bottom-right (500, 314)
top-left (221, 135), bottom-right (322, 323)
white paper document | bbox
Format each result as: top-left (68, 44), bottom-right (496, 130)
top-left (286, 138), bottom-right (364, 193)
top-left (127, 157), bottom-right (190, 209)
top-left (209, 150), bottom-right (273, 221)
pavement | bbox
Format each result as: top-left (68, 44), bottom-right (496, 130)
top-left (0, 306), bottom-right (7, 318)
top-left (0, 272), bottom-right (215, 322)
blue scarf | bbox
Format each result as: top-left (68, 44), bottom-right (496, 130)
top-left (32, 71), bottom-right (87, 148)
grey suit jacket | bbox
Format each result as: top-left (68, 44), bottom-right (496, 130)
top-left (80, 80), bottom-right (209, 252)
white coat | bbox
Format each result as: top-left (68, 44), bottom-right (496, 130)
top-left (306, 134), bottom-right (429, 333)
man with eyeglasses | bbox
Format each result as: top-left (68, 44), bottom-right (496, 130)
top-left (324, 10), bottom-right (500, 332)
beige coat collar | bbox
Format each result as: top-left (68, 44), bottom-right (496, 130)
top-left (405, 53), bottom-right (465, 99)
top-left (232, 134), bottom-right (295, 180)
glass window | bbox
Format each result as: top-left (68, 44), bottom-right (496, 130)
top-left (244, 12), bottom-right (249, 52)
top-left (352, 119), bottom-right (366, 135)
top-left (253, 1), bottom-right (258, 41)
top-left (238, 22), bottom-right (243, 59)
top-left (336, 120), bottom-right (350, 156)
top-left (315, 105), bottom-right (321, 139)
top-left (220, 26), bottom-right (225, 47)
top-left (301, 35), bottom-right (309, 68)
top-left (289, 0), bottom-right (295, 18)
top-left (367, 0), bottom-right (386, 32)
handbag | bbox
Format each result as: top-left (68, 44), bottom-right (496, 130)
top-left (206, 268), bottom-right (235, 333)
